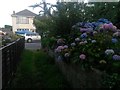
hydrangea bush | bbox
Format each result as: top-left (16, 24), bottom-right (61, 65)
top-left (54, 18), bottom-right (120, 72)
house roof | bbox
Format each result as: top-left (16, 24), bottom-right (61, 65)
top-left (12, 9), bottom-right (37, 17)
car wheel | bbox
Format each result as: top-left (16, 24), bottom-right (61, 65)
top-left (27, 38), bottom-right (32, 43)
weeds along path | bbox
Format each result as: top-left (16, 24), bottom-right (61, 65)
top-left (11, 50), bottom-right (71, 88)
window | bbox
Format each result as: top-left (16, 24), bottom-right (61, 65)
top-left (17, 29), bottom-right (29, 31)
top-left (16, 16), bottom-right (29, 24)
top-left (26, 34), bottom-right (37, 36)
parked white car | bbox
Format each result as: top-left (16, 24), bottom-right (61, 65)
top-left (15, 30), bottom-right (41, 43)
top-left (23, 33), bottom-right (41, 43)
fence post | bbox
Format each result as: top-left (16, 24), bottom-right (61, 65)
top-left (0, 48), bottom-right (2, 90)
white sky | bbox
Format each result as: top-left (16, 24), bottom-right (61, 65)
top-left (0, 0), bottom-right (57, 28)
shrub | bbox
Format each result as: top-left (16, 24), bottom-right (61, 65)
top-left (54, 18), bottom-right (120, 72)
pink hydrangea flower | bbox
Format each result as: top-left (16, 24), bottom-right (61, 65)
top-left (103, 23), bottom-right (116, 30)
top-left (55, 46), bottom-right (64, 53)
top-left (79, 54), bottom-right (86, 60)
top-left (103, 24), bottom-right (109, 30)
top-left (55, 48), bottom-right (61, 53)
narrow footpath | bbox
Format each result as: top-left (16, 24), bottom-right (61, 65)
top-left (10, 50), bottom-right (72, 88)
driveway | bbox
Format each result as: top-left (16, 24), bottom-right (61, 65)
top-left (25, 41), bottom-right (41, 50)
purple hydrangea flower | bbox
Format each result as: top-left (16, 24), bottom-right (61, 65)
top-left (55, 46), bottom-right (64, 53)
top-left (113, 55), bottom-right (120, 60)
top-left (79, 54), bottom-right (86, 60)
top-left (108, 23), bottom-right (113, 29)
top-left (80, 28), bottom-right (93, 33)
top-left (57, 46), bottom-right (64, 50)
top-left (55, 48), bottom-right (61, 53)
top-left (63, 45), bottom-right (68, 49)
top-left (80, 28), bottom-right (88, 32)
top-left (102, 23), bottom-right (115, 30)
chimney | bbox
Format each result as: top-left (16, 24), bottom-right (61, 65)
top-left (13, 11), bottom-right (15, 14)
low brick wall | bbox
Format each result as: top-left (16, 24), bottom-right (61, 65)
top-left (55, 60), bottom-right (103, 88)
top-left (48, 49), bottom-right (103, 88)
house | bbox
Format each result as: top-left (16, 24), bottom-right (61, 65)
top-left (11, 9), bottom-right (37, 33)
top-left (0, 28), bottom-right (6, 35)
top-left (0, 26), bottom-right (12, 35)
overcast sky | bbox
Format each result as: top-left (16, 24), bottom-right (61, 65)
top-left (1, 0), bottom-right (119, 28)
top-left (0, 0), bottom-right (56, 28)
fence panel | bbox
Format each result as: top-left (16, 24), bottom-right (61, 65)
top-left (0, 37), bottom-right (25, 89)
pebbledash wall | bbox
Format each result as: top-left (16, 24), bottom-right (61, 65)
top-left (12, 16), bottom-right (36, 33)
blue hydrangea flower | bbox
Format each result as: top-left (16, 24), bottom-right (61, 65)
top-left (112, 38), bottom-right (118, 43)
top-left (80, 33), bottom-right (87, 38)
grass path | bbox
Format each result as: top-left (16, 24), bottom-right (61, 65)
top-left (11, 50), bottom-right (71, 88)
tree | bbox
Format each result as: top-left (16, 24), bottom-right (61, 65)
top-left (4, 25), bottom-right (12, 29)
top-left (32, 1), bottom-right (120, 37)
top-left (52, 1), bottom-right (86, 36)
top-left (114, 1), bottom-right (120, 28)
top-left (84, 2), bottom-right (118, 23)
top-left (29, 0), bottom-right (56, 17)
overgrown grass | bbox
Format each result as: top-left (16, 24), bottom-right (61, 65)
top-left (11, 50), bottom-right (71, 88)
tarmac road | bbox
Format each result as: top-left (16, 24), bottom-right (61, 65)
top-left (25, 41), bottom-right (41, 50)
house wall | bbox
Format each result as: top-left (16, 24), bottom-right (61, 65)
top-left (12, 16), bottom-right (36, 33)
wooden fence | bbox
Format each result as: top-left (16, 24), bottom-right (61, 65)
top-left (0, 37), bottom-right (25, 89)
